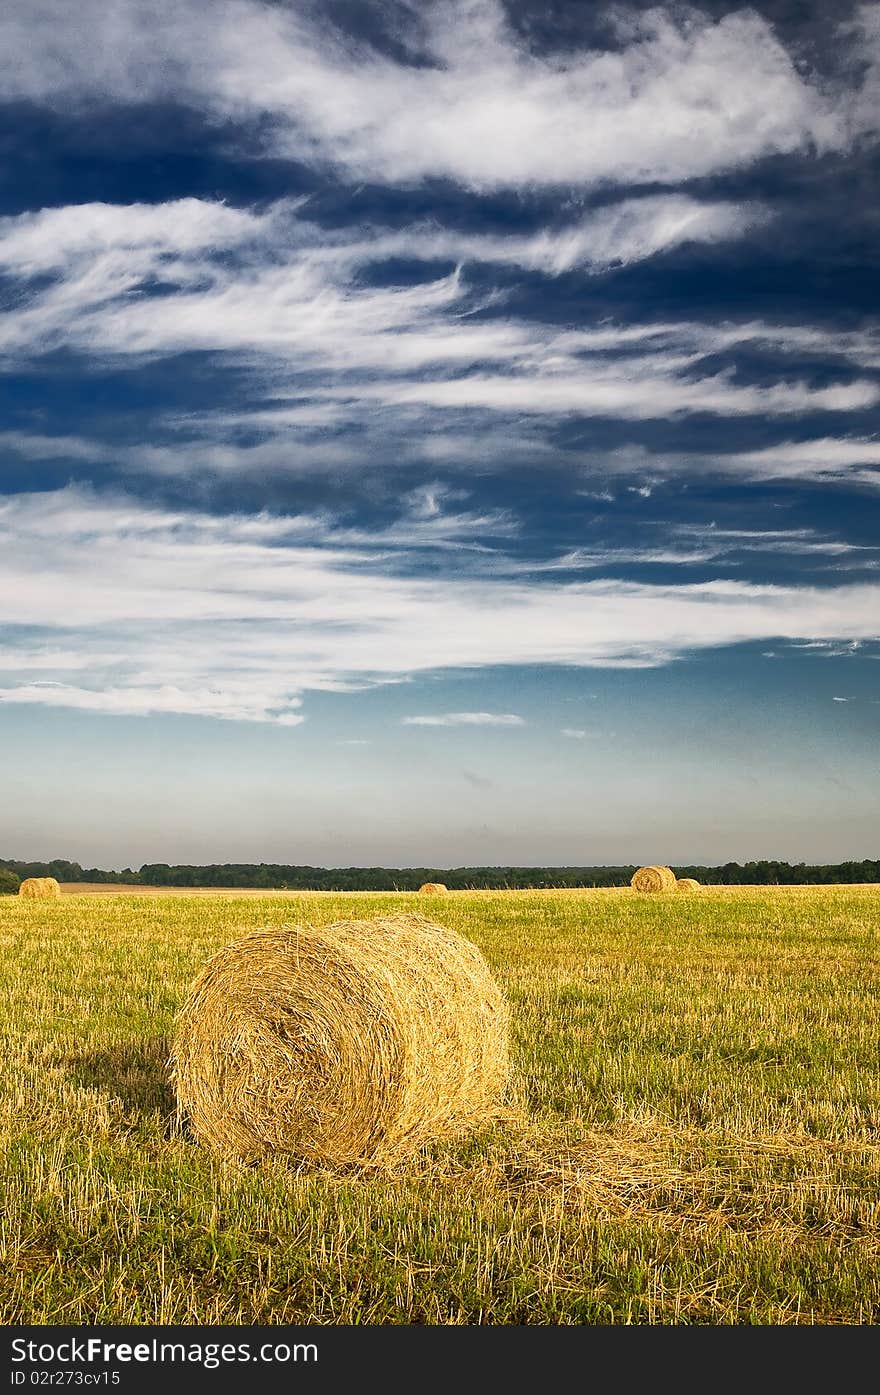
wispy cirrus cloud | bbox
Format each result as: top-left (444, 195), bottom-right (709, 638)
top-left (333, 367), bottom-right (876, 420)
top-left (0, 196), bottom-right (775, 376)
top-left (0, 1), bottom-right (875, 190)
top-left (0, 193), bottom-right (760, 284)
top-left (668, 525), bottom-right (876, 560)
top-left (582, 436), bottom-right (880, 491)
top-left (693, 437), bottom-right (880, 487)
top-left (2, 486), bottom-right (880, 725)
top-left (459, 526), bottom-right (879, 582)
top-left (322, 195), bottom-right (767, 275)
top-left (0, 198), bottom-right (875, 438)
top-left (402, 712), bottom-right (525, 727)
top-left (498, 531), bottom-right (877, 573)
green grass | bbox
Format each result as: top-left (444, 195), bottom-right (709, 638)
top-left (1, 886), bottom-right (879, 1324)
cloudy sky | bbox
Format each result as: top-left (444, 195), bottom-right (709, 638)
top-left (1, 0), bottom-right (879, 868)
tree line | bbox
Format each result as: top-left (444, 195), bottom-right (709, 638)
top-left (2, 857), bottom-right (879, 891)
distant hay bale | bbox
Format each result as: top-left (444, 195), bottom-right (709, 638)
top-left (630, 865), bottom-right (676, 893)
top-left (418, 882), bottom-right (448, 894)
top-left (675, 878), bottom-right (701, 892)
top-left (18, 877), bottom-right (62, 899)
top-left (171, 914), bottom-right (510, 1166)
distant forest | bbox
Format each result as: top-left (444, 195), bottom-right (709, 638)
top-left (2, 857), bottom-right (879, 890)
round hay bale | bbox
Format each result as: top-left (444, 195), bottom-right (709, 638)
top-left (675, 878), bottom-right (701, 892)
top-left (418, 882), bottom-right (448, 894)
top-left (18, 876), bottom-right (62, 899)
top-left (630, 865), bottom-right (676, 893)
top-left (171, 914), bottom-right (510, 1166)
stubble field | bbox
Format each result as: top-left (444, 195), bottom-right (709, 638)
top-left (1, 885), bottom-right (878, 1324)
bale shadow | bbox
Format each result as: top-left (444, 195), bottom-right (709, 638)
top-left (68, 1036), bottom-right (177, 1129)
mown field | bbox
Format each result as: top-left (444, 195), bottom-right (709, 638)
top-left (1, 885), bottom-right (879, 1325)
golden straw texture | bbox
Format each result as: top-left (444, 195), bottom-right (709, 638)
top-left (630, 865), bottom-right (677, 893)
top-left (675, 878), bottom-right (702, 892)
top-left (171, 915), bottom-right (510, 1166)
top-left (418, 882), bottom-right (448, 893)
top-left (18, 877), bottom-right (61, 899)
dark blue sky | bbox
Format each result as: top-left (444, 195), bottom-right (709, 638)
top-left (0, 0), bottom-right (878, 866)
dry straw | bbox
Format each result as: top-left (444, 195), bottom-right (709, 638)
top-left (418, 882), bottom-right (448, 894)
top-left (171, 914), bottom-right (510, 1166)
top-left (630, 865), bottom-right (677, 893)
top-left (675, 878), bottom-right (702, 892)
top-left (18, 877), bottom-right (62, 899)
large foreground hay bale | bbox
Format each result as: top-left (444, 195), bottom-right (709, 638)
top-left (675, 878), bottom-right (701, 892)
top-left (171, 914), bottom-right (510, 1166)
top-left (18, 877), bottom-right (61, 899)
top-left (630, 865), bottom-right (676, 893)
top-left (418, 882), bottom-right (448, 894)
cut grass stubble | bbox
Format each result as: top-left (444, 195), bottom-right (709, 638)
top-left (1, 885), bottom-right (879, 1324)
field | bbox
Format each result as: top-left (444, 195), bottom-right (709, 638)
top-left (2, 885), bottom-right (879, 1325)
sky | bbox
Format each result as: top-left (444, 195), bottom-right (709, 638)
top-left (1, 0), bottom-right (879, 869)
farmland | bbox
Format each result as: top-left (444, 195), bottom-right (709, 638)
top-left (1, 885), bottom-right (879, 1324)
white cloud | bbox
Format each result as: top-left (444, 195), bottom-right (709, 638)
top-left (700, 438), bottom-right (880, 487)
top-left (0, 200), bottom-right (875, 437)
top-left (476, 525), bottom-right (878, 577)
top-left (0, 1), bottom-right (870, 190)
top-left (2, 486), bottom-right (880, 724)
top-left (792, 640), bottom-right (865, 657)
top-left (1, 680), bottom-right (304, 725)
top-left (0, 193), bottom-right (766, 298)
top-left (402, 712), bottom-right (526, 726)
top-left (0, 198), bottom-right (268, 277)
top-left (584, 437), bottom-right (880, 490)
top-left (665, 526), bottom-right (876, 561)
top-left (846, 5), bottom-right (880, 144)
top-left (340, 196), bottom-right (766, 274)
top-left (338, 367), bottom-right (877, 420)
top-left (0, 415), bottom-right (566, 483)
top-left (3, 426), bottom-right (879, 505)
top-left (561, 728), bottom-right (595, 739)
